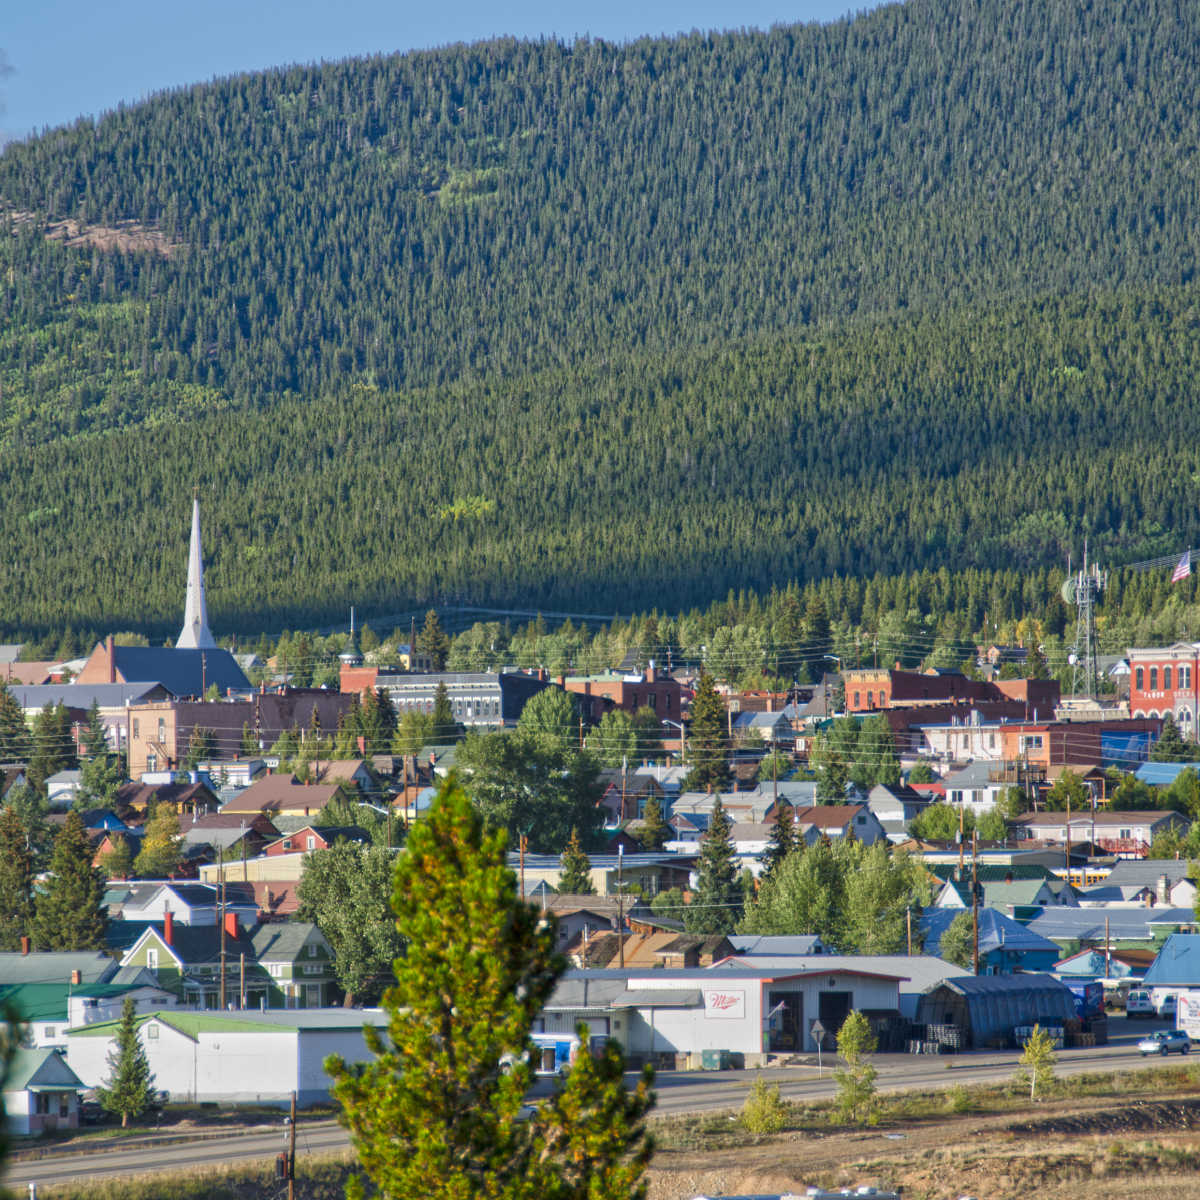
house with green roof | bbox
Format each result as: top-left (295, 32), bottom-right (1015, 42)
top-left (66, 1010), bottom-right (382, 1107)
top-left (0, 981), bottom-right (177, 1050)
top-left (4, 1048), bottom-right (86, 1136)
top-left (118, 913), bottom-right (335, 1008)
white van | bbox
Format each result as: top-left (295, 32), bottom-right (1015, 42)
top-left (1127, 989), bottom-right (1154, 1017)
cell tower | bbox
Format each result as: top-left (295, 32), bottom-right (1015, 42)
top-left (1061, 542), bottom-right (1107, 698)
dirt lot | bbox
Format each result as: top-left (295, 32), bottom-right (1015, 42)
top-left (647, 1093), bottom-right (1200, 1199)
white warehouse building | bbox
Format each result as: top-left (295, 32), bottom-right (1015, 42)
top-left (66, 1009), bottom-right (385, 1108)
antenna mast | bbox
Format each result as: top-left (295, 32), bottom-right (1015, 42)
top-left (1063, 540), bottom-right (1108, 699)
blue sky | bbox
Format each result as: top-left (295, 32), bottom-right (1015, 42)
top-left (1, 0), bottom-right (876, 143)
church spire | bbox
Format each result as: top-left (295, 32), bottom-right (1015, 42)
top-left (176, 494), bottom-right (217, 650)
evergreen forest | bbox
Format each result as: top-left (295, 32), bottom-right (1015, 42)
top-left (2, 0), bottom-right (1199, 638)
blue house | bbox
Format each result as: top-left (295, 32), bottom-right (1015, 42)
top-left (920, 907), bottom-right (1061, 975)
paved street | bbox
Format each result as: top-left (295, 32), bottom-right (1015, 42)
top-left (5, 1017), bottom-right (1179, 1191)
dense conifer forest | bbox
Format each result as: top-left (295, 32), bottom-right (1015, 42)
top-left (1, 0), bottom-right (1199, 638)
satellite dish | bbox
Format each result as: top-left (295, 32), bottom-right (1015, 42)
top-left (1061, 577), bottom-right (1076, 605)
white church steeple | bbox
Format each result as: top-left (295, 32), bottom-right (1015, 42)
top-left (176, 494), bottom-right (218, 650)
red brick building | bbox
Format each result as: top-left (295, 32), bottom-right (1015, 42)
top-left (1128, 643), bottom-right (1200, 733)
top-left (559, 667), bottom-right (683, 723)
top-left (843, 668), bottom-right (1059, 716)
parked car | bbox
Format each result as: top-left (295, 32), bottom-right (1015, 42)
top-left (1137, 1030), bottom-right (1191, 1056)
top-left (1126, 989), bottom-right (1155, 1017)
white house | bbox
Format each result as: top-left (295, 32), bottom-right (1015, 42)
top-left (66, 1009), bottom-right (385, 1107)
top-left (4, 1048), bottom-right (86, 1136)
top-left (120, 882), bottom-right (259, 928)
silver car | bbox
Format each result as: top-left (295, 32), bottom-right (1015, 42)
top-left (1137, 1030), bottom-right (1191, 1056)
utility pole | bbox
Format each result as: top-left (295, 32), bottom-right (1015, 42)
top-left (239, 953), bottom-right (245, 1009)
top-left (519, 833), bottom-right (527, 899)
top-left (1105, 915), bottom-right (1111, 978)
top-left (971, 829), bottom-right (980, 976)
top-left (906, 906), bottom-right (912, 956)
top-left (218, 860), bottom-right (227, 1010)
top-left (620, 757), bottom-right (628, 825)
top-left (617, 845), bottom-right (626, 970)
top-left (287, 1091), bottom-right (297, 1200)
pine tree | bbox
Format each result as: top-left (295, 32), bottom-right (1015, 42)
top-left (416, 609), bottom-right (451, 671)
top-left (637, 797), bottom-right (669, 852)
top-left (360, 688), bottom-right (397, 755)
top-left (763, 801), bottom-right (794, 878)
top-left (0, 684), bottom-right (32, 762)
top-left (325, 775), bottom-right (655, 1200)
top-left (98, 997), bottom-right (156, 1127)
top-left (27, 702), bottom-right (77, 793)
top-left (241, 721), bottom-right (259, 757)
top-left (683, 671), bottom-right (730, 793)
top-left (1151, 714), bottom-right (1194, 763)
top-left (683, 797), bottom-right (741, 934)
top-left (431, 681), bottom-right (460, 742)
top-left (31, 810), bottom-right (107, 950)
top-left (0, 805), bottom-right (35, 950)
top-left (558, 827), bottom-right (596, 894)
top-left (80, 700), bottom-right (109, 758)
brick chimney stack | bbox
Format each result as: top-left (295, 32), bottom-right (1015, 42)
top-left (20, 935), bottom-right (30, 955)
top-left (224, 911), bottom-right (239, 940)
top-left (164, 908), bottom-right (174, 946)
top-left (107, 634), bottom-right (116, 683)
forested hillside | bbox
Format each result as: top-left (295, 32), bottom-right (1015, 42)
top-left (1, 0), bottom-right (1199, 636)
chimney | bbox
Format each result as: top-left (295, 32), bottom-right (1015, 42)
top-left (107, 634), bottom-right (116, 683)
top-left (646, 662), bottom-right (657, 683)
top-left (71, 969), bottom-right (81, 985)
top-left (164, 909), bottom-right (174, 946)
top-left (20, 935), bottom-right (30, 955)
top-left (225, 911), bottom-right (239, 939)
top-left (1159, 874), bottom-right (1171, 906)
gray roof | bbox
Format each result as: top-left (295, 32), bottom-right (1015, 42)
top-left (108, 646), bottom-right (250, 696)
top-left (921, 907), bottom-right (1060, 956)
top-left (250, 922), bottom-right (326, 960)
top-left (0, 645), bottom-right (22, 664)
top-left (612, 988), bottom-right (703, 1008)
top-left (0, 951), bottom-right (116, 986)
top-left (712, 954), bottom-right (959, 994)
top-left (941, 762), bottom-right (1006, 789)
top-left (1105, 860), bottom-right (1194, 887)
top-left (7, 682), bottom-right (171, 710)
top-left (727, 935), bottom-right (828, 956)
top-left (1027, 906), bottom-right (1200, 943)
top-left (926, 972), bottom-right (1071, 997)
top-left (1143, 934), bottom-right (1200, 987)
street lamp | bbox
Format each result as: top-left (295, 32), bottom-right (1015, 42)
top-left (662, 719), bottom-right (685, 763)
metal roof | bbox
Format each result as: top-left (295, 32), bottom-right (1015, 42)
top-left (612, 988), bottom-right (703, 1009)
top-left (1143, 934), bottom-right (1200, 987)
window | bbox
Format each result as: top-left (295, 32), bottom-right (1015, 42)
top-left (306, 836), bottom-right (316, 850)
top-left (36, 1094), bottom-right (51, 1115)
top-left (1136, 667), bottom-right (1144, 690)
top-left (302, 963), bottom-right (324, 975)
top-left (1185, 667), bottom-right (1193, 689)
top-left (268, 962), bottom-right (285, 977)
top-left (1120, 828), bottom-right (1132, 840)
top-left (867, 691), bottom-right (874, 707)
top-left (146, 755), bottom-right (157, 772)
top-left (307, 942), bottom-right (319, 957)
top-left (853, 692), bottom-right (860, 707)
top-left (648, 693), bottom-right (657, 710)
top-left (1165, 666), bottom-right (1173, 690)
top-left (282, 839), bottom-right (292, 851)
top-left (1150, 667), bottom-right (1158, 690)
top-left (44, 1026), bottom-right (55, 1039)
top-left (146, 948), bottom-right (159, 969)
top-left (664, 695), bottom-right (671, 712)
top-left (132, 719), bottom-right (140, 739)
top-left (158, 719), bottom-right (166, 742)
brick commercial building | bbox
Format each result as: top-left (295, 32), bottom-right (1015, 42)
top-left (1128, 643), bottom-right (1200, 733)
top-left (125, 690), bottom-right (357, 777)
top-left (559, 666), bottom-right (683, 724)
top-left (843, 668), bottom-right (1058, 716)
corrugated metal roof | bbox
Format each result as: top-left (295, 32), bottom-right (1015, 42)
top-left (612, 988), bottom-right (703, 1008)
top-left (1143, 934), bottom-right (1200, 987)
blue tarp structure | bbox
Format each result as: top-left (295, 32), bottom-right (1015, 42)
top-left (1134, 761), bottom-right (1200, 787)
top-left (1102, 730), bottom-right (1154, 771)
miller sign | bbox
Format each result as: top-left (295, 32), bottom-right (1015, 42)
top-left (703, 988), bottom-right (745, 1019)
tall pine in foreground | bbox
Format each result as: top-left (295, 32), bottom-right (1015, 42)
top-left (558, 827), bottom-right (596, 895)
top-left (98, 997), bottom-right (156, 1127)
top-left (32, 810), bottom-right (107, 951)
top-left (326, 775), bottom-right (654, 1200)
top-left (683, 671), bottom-right (730, 794)
top-left (683, 797), bottom-right (741, 935)
top-left (0, 806), bottom-right (35, 950)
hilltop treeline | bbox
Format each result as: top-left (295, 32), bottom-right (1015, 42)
top-left (1, 0), bottom-right (1199, 633)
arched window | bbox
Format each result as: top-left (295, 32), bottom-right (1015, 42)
top-left (1150, 667), bottom-right (1158, 691)
top-left (1136, 667), bottom-right (1144, 690)
top-left (1165, 666), bottom-right (1173, 690)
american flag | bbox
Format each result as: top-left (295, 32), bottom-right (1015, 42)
top-left (1173, 549), bottom-right (1192, 583)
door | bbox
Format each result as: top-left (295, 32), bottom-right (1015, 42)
top-left (767, 991), bottom-right (802, 1053)
top-left (817, 991), bottom-right (852, 1047)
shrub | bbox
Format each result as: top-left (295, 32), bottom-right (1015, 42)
top-left (741, 1073), bottom-right (787, 1135)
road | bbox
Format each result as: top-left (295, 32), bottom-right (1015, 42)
top-left (5, 1018), bottom-right (1179, 1191)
